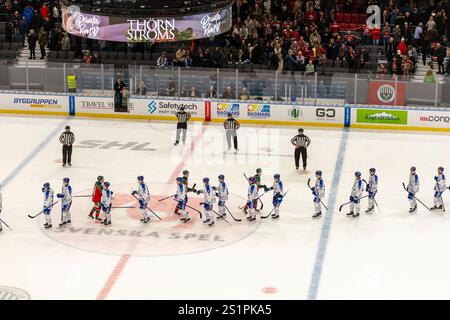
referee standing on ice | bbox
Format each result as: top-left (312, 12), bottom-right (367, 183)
top-left (291, 128), bottom-right (311, 170)
top-left (224, 112), bottom-right (240, 152)
top-left (59, 125), bottom-right (75, 167)
top-left (174, 106), bottom-right (191, 145)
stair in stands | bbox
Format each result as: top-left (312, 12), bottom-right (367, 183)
top-left (14, 43), bottom-right (47, 69)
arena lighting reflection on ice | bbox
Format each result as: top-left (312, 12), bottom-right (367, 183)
top-left (61, 3), bottom-right (232, 42)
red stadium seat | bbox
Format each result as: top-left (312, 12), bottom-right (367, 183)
top-left (344, 13), bottom-right (352, 23)
top-left (349, 23), bottom-right (358, 30)
top-left (351, 13), bottom-right (359, 23)
top-left (340, 23), bottom-right (349, 30)
top-left (336, 12), bottom-right (344, 23)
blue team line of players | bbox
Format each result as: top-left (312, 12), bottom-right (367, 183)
top-left (37, 166), bottom-right (449, 229)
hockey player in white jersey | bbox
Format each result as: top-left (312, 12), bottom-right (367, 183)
top-left (132, 176), bottom-right (151, 223)
top-left (267, 174), bottom-right (284, 219)
top-left (431, 167), bottom-right (447, 211)
top-left (246, 176), bottom-right (259, 221)
top-left (347, 172), bottom-right (364, 217)
top-left (101, 181), bottom-right (113, 225)
top-left (57, 177), bottom-right (72, 226)
top-left (196, 177), bottom-right (216, 227)
top-left (312, 171), bottom-right (325, 218)
top-left (0, 185), bottom-right (3, 232)
top-left (175, 177), bottom-right (190, 222)
top-left (213, 175), bottom-right (228, 218)
top-left (42, 182), bottom-right (54, 229)
top-left (365, 168), bottom-right (378, 214)
top-left (407, 166), bottom-right (420, 213)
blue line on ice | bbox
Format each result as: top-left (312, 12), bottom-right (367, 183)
top-left (308, 128), bottom-right (349, 300)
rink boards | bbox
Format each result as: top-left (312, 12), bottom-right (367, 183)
top-left (0, 92), bottom-right (450, 132)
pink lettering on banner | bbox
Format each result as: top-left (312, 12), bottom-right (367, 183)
top-left (76, 14), bottom-right (101, 37)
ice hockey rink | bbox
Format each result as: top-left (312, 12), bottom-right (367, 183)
top-left (1, 114), bottom-right (450, 300)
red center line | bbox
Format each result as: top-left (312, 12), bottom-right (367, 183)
top-left (96, 123), bottom-right (208, 300)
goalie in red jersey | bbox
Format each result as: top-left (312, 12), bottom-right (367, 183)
top-left (88, 176), bottom-right (104, 221)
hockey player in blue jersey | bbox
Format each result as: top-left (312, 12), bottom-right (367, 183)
top-left (101, 181), bottom-right (113, 225)
top-left (196, 177), bottom-right (216, 226)
top-left (312, 170), bottom-right (325, 218)
top-left (407, 166), bottom-right (420, 213)
top-left (57, 177), bottom-right (72, 226)
top-left (246, 176), bottom-right (259, 221)
top-left (132, 176), bottom-right (151, 223)
top-left (348, 172), bottom-right (364, 217)
top-left (267, 174), bottom-right (284, 219)
top-left (175, 177), bottom-right (190, 222)
top-left (365, 168), bottom-right (378, 214)
top-left (431, 167), bottom-right (447, 211)
top-left (42, 182), bottom-right (54, 229)
top-left (213, 175), bottom-right (228, 219)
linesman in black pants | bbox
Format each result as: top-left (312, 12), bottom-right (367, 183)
top-left (224, 112), bottom-right (240, 152)
top-left (59, 125), bottom-right (75, 167)
top-left (174, 106), bottom-right (191, 145)
top-left (291, 128), bottom-right (311, 170)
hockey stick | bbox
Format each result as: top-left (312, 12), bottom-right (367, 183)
top-left (0, 217), bottom-right (12, 230)
top-left (307, 178), bottom-right (329, 211)
top-left (243, 173), bottom-right (264, 210)
top-left (362, 179), bottom-right (381, 213)
top-left (28, 201), bottom-right (60, 219)
top-left (131, 194), bottom-right (162, 220)
top-left (402, 182), bottom-right (432, 211)
top-left (209, 207), bottom-right (230, 224)
top-left (158, 194), bottom-right (175, 202)
top-left (223, 204), bottom-right (242, 222)
top-left (111, 206), bottom-right (136, 209)
top-left (261, 190), bottom-right (290, 219)
top-left (172, 198), bottom-right (203, 219)
top-left (338, 195), bottom-right (369, 212)
top-left (239, 192), bottom-right (268, 210)
top-left (73, 195), bottom-right (92, 198)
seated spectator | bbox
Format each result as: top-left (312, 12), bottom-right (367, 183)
top-left (222, 86), bottom-right (234, 99)
top-left (91, 52), bottom-right (101, 64)
top-left (81, 51), bottom-right (91, 64)
top-left (377, 63), bottom-right (388, 79)
top-left (136, 81), bottom-right (148, 95)
top-left (180, 86), bottom-right (189, 97)
top-left (239, 87), bottom-right (250, 100)
top-left (306, 60), bottom-right (315, 75)
top-left (226, 52), bottom-right (234, 65)
top-left (188, 86), bottom-right (201, 98)
top-left (157, 52), bottom-right (169, 69)
top-left (205, 85), bottom-right (217, 98)
top-left (423, 69), bottom-right (436, 83)
top-left (166, 78), bottom-right (176, 96)
top-left (175, 45), bottom-right (187, 66)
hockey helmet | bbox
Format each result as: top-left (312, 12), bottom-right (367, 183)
top-left (63, 177), bottom-right (70, 184)
top-left (137, 176), bottom-right (144, 181)
top-left (43, 182), bottom-right (50, 188)
top-left (315, 170), bottom-right (322, 177)
top-left (203, 177), bottom-right (210, 184)
top-left (176, 177), bottom-right (183, 183)
top-left (182, 170), bottom-right (189, 176)
top-left (97, 176), bottom-right (104, 182)
top-left (438, 166), bottom-right (444, 173)
top-left (410, 166), bottom-right (416, 172)
top-left (274, 174), bottom-right (280, 180)
top-left (369, 168), bottom-right (376, 173)
top-left (249, 176), bottom-right (256, 183)
top-left (218, 174), bottom-right (225, 180)
top-left (256, 168), bottom-right (262, 174)
top-left (104, 181), bottom-right (110, 187)
top-left (355, 171), bottom-right (361, 178)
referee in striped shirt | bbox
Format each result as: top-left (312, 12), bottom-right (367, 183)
top-left (59, 125), bottom-right (75, 167)
top-left (224, 112), bottom-right (240, 151)
top-left (291, 128), bottom-right (311, 170)
top-left (174, 106), bottom-right (191, 145)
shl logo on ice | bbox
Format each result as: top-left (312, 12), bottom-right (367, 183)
top-left (148, 101), bottom-right (157, 113)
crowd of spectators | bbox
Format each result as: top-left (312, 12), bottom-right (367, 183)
top-left (1, 0), bottom-right (450, 77)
